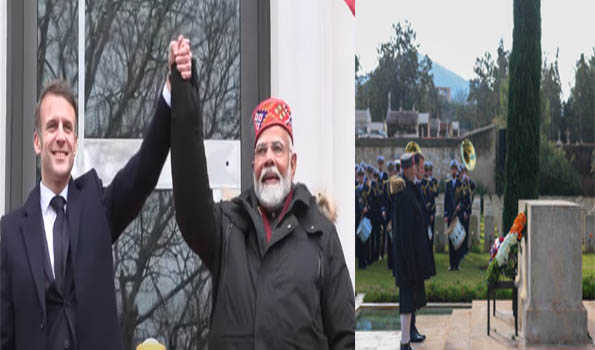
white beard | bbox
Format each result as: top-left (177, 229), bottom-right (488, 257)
top-left (253, 161), bottom-right (292, 211)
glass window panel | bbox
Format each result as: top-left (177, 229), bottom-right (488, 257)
top-left (37, 0), bottom-right (78, 95)
top-left (113, 190), bottom-right (212, 349)
top-left (85, 0), bottom-right (240, 139)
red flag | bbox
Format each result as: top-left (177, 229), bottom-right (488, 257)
top-left (344, 0), bottom-right (355, 16)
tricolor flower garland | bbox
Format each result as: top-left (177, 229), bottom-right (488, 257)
top-left (487, 212), bottom-right (527, 284)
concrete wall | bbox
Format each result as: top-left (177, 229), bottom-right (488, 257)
top-left (356, 125), bottom-right (499, 193)
top-left (1, 0), bottom-right (6, 216)
top-left (270, 1), bottom-right (356, 288)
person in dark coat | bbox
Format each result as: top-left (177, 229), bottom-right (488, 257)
top-left (444, 160), bottom-right (461, 270)
top-left (383, 161), bottom-right (396, 271)
top-left (377, 158), bottom-right (390, 262)
top-left (368, 169), bottom-right (383, 263)
top-left (356, 167), bottom-right (369, 269)
top-left (359, 167), bottom-right (373, 269)
top-left (421, 161), bottom-right (438, 266)
top-left (453, 164), bottom-right (471, 266)
top-left (409, 152), bottom-right (435, 342)
top-left (168, 39), bottom-right (354, 349)
top-left (1, 45), bottom-right (178, 349)
top-left (413, 153), bottom-right (435, 279)
top-left (390, 153), bottom-right (433, 350)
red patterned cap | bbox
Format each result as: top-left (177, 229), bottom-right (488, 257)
top-left (252, 97), bottom-right (293, 145)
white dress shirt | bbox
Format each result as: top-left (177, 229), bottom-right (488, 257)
top-left (162, 82), bottom-right (171, 107)
top-left (39, 182), bottom-right (69, 277)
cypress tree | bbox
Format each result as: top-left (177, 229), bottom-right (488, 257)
top-left (503, 0), bottom-right (541, 232)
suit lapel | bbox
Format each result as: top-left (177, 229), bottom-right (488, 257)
top-left (21, 184), bottom-right (47, 318)
top-left (67, 178), bottom-right (83, 270)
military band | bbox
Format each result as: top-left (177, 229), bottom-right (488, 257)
top-left (356, 146), bottom-right (477, 348)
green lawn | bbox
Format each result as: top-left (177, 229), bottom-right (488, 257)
top-left (356, 252), bottom-right (595, 303)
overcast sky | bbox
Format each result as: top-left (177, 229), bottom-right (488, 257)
top-left (356, 0), bottom-right (594, 99)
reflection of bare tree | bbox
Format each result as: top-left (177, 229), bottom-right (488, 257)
top-left (37, 0), bottom-right (239, 139)
top-left (37, 0), bottom-right (78, 96)
top-left (113, 191), bottom-right (211, 349)
top-left (85, 0), bottom-right (239, 139)
top-left (37, 0), bottom-right (239, 348)
top-left (193, 0), bottom-right (240, 139)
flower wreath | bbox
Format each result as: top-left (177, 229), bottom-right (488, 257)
top-left (486, 212), bottom-right (527, 284)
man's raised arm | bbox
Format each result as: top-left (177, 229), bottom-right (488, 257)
top-left (170, 38), bottom-right (220, 272)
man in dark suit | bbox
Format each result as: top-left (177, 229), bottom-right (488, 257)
top-left (410, 152), bottom-right (435, 343)
top-left (383, 161), bottom-right (395, 271)
top-left (355, 166), bottom-right (369, 269)
top-left (444, 160), bottom-right (459, 270)
top-left (377, 155), bottom-right (388, 183)
top-left (390, 153), bottom-right (433, 350)
top-left (454, 164), bottom-right (471, 266)
top-left (0, 38), bottom-right (190, 350)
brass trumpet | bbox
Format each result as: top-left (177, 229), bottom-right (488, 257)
top-left (460, 139), bottom-right (476, 171)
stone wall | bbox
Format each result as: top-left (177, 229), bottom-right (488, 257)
top-left (356, 125), bottom-right (499, 193)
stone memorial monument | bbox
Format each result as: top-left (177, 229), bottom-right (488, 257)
top-left (516, 200), bottom-right (590, 345)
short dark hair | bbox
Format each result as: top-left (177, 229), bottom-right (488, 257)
top-left (35, 80), bottom-right (78, 134)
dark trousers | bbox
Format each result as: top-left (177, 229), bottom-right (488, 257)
top-left (448, 239), bottom-right (457, 268)
top-left (399, 280), bottom-right (426, 314)
top-left (357, 236), bottom-right (369, 268)
top-left (370, 218), bottom-right (382, 262)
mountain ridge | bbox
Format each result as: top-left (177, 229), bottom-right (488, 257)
top-left (429, 61), bottom-right (469, 100)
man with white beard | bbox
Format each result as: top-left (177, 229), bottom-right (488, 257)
top-left (168, 37), bottom-right (354, 350)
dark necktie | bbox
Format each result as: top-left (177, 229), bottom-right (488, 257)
top-left (50, 195), bottom-right (68, 287)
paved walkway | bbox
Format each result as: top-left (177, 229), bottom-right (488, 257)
top-left (356, 300), bottom-right (595, 349)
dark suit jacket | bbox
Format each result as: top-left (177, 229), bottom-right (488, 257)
top-left (391, 180), bottom-right (433, 289)
top-left (1, 96), bottom-right (171, 350)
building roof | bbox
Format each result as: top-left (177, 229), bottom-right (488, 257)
top-left (386, 110), bottom-right (418, 127)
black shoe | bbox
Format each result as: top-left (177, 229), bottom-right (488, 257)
top-left (410, 327), bottom-right (426, 343)
top-left (400, 343), bottom-right (412, 350)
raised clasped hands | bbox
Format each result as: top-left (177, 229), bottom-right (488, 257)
top-left (167, 34), bottom-right (192, 89)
